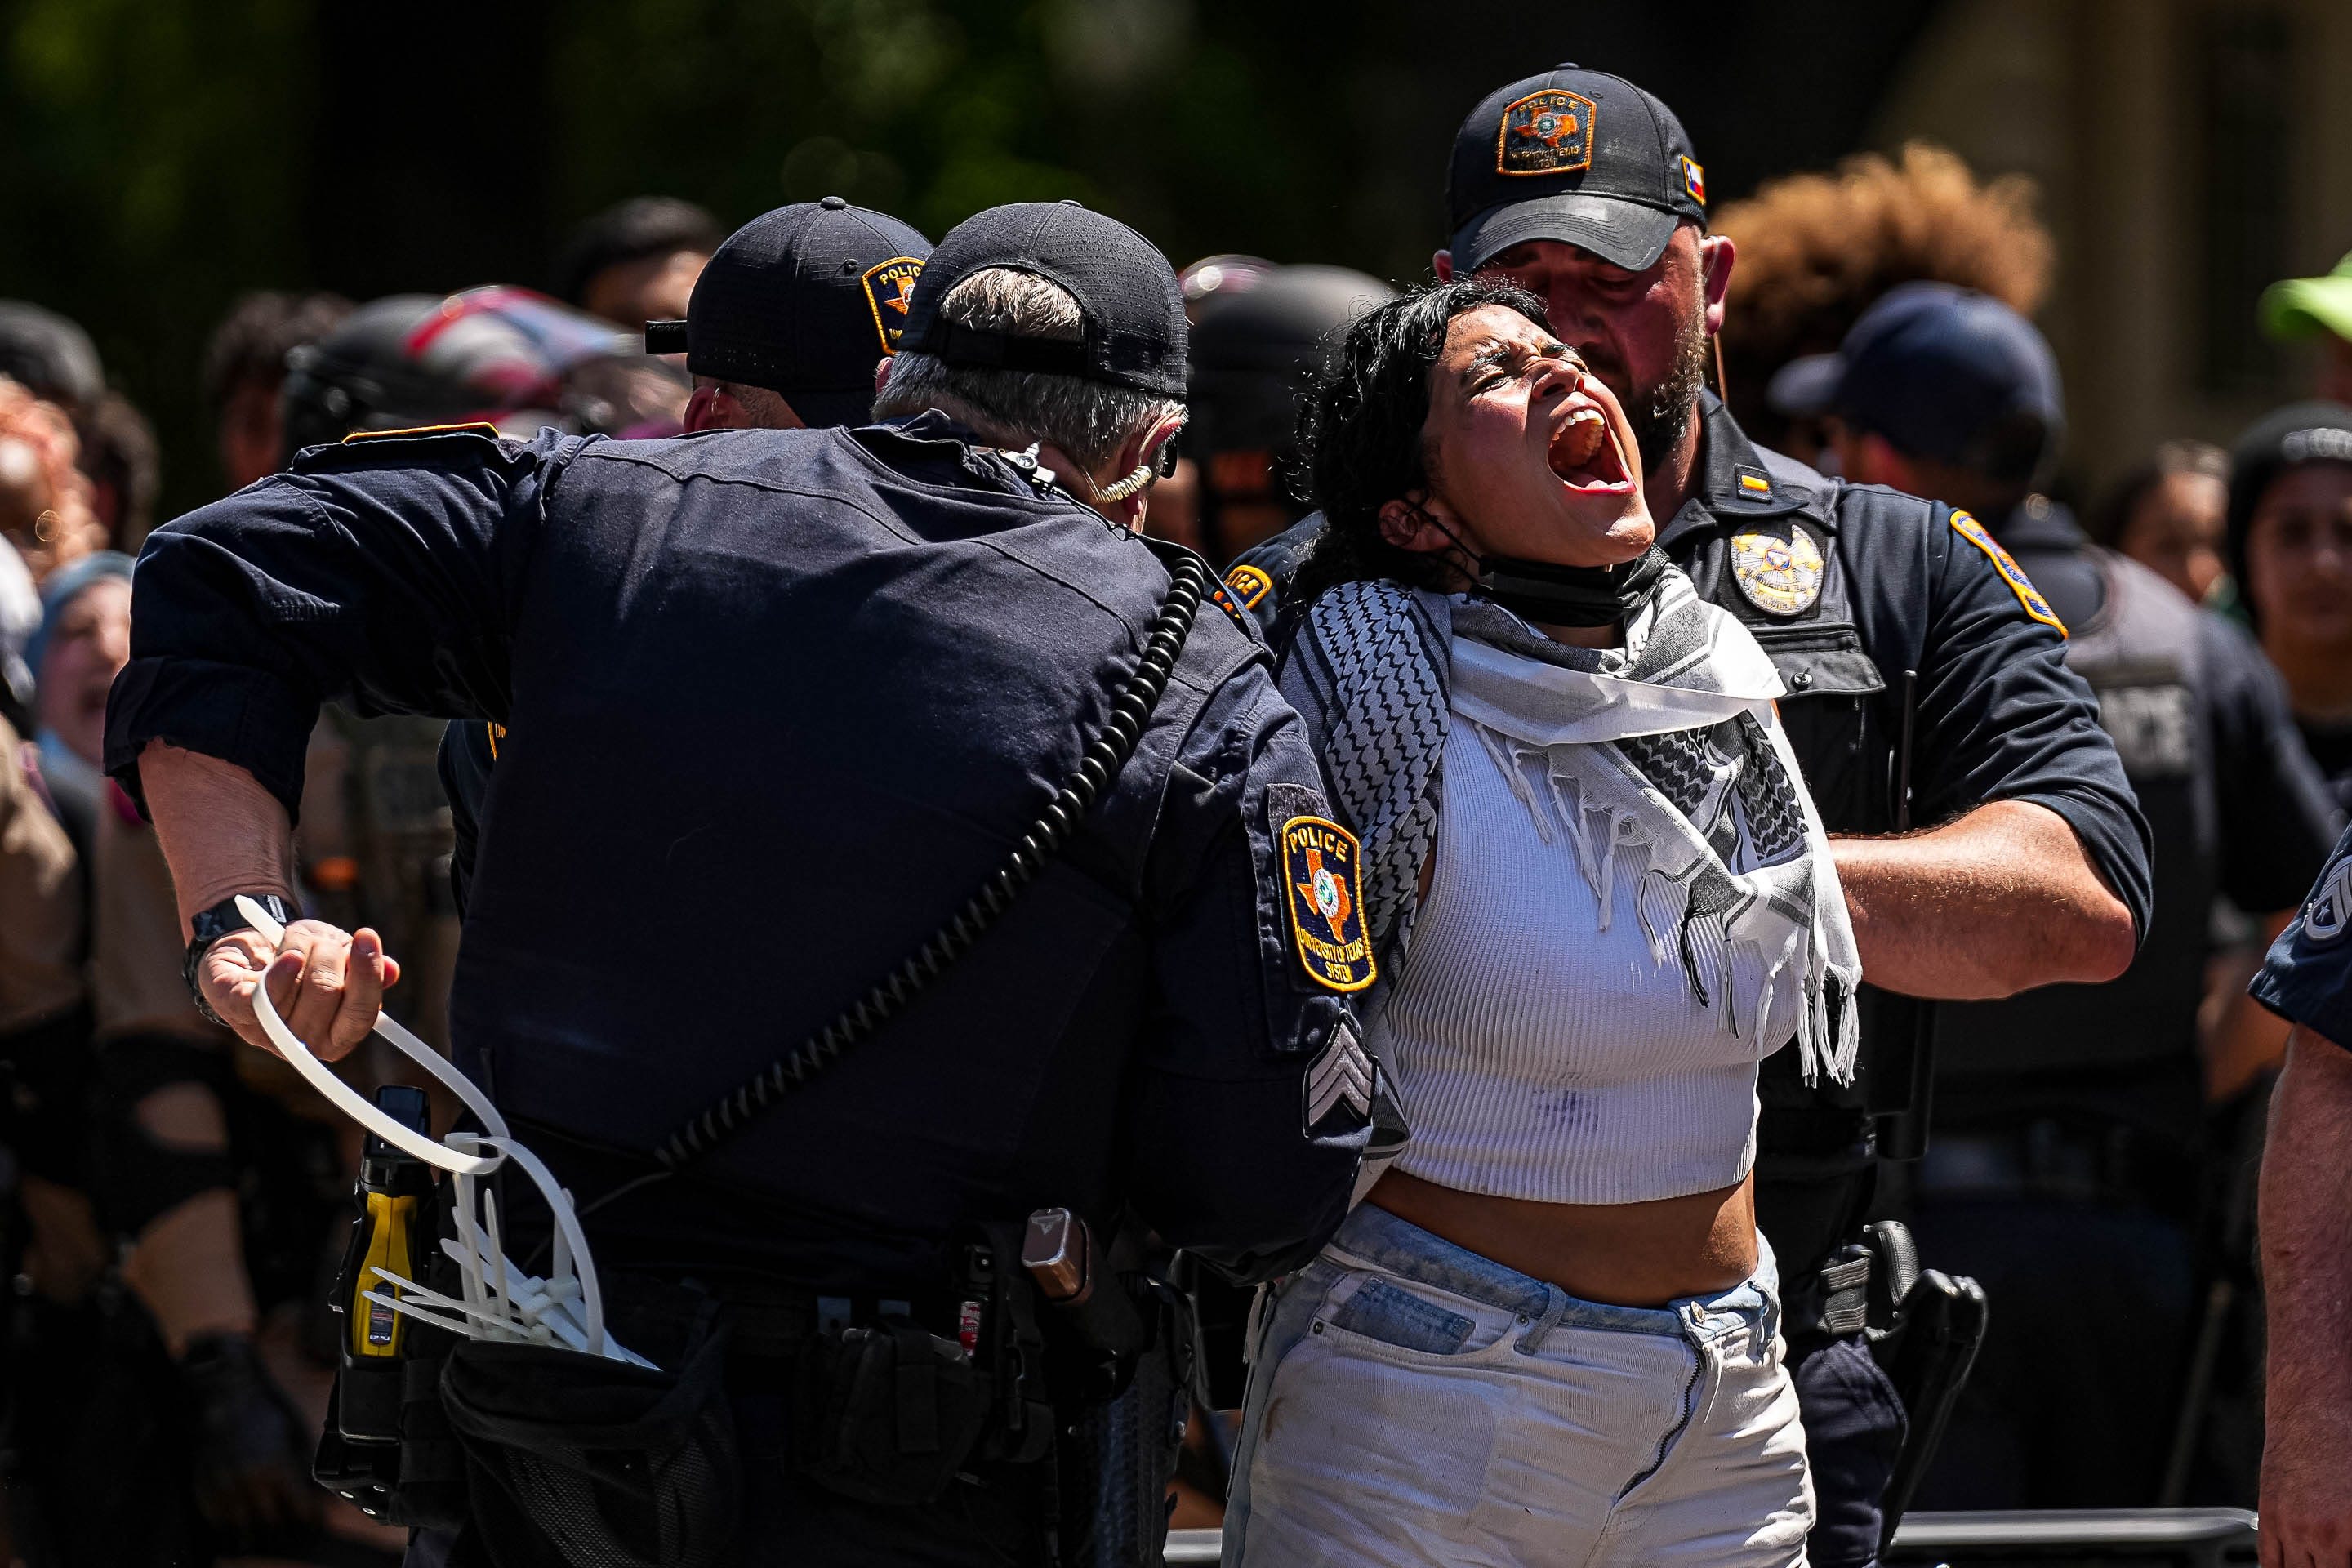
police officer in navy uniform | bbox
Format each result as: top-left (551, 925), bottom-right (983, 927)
top-left (439, 198), bottom-right (935, 911)
top-left (1232, 66), bottom-right (2153, 1566)
top-left (1775, 283), bottom-right (2341, 1508)
top-left (105, 202), bottom-right (1370, 1566)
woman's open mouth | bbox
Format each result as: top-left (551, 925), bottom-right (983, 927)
top-left (1548, 406), bottom-right (1634, 497)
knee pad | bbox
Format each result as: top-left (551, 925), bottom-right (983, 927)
top-left (93, 1034), bottom-right (236, 1236)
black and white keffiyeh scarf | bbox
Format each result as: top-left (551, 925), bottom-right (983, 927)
top-left (1277, 561), bottom-right (1861, 1092)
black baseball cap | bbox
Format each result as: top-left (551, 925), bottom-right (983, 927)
top-left (1769, 283), bottom-right (2064, 476)
top-left (644, 197), bottom-right (932, 429)
top-left (0, 301), bottom-right (104, 409)
top-left (900, 201), bottom-right (1186, 397)
top-left (1446, 65), bottom-right (1708, 274)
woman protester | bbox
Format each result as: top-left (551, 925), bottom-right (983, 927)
top-left (1223, 280), bottom-right (1854, 1566)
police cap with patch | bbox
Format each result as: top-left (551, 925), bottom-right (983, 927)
top-left (1446, 65), bottom-right (1708, 275)
top-left (1769, 283), bottom-right (2064, 483)
top-left (900, 201), bottom-right (1187, 397)
top-left (643, 198), bottom-right (932, 429)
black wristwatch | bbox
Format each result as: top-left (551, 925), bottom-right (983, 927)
top-left (183, 893), bottom-right (296, 1028)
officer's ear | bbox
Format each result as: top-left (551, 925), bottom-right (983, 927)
top-left (683, 385), bottom-right (736, 434)
top-left (1432, 249), bottom-right (1457, 283)
top-left (1698, 233), bottom-right (1736, 339)
top-left (873, 356), bottom-right (893, 399)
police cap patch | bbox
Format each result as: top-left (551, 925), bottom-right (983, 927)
top-left (1281, 815), bottom-right (1376, 992)
top-left (1225, 562), bottom-right (1273, 611)
top-left (1731, 525), bottom-right (1825, 617)
top-left (1497, 89), bottom-right (1596, 176)
top-left (860, 256), bottom-right (925, 355)
top-left (1949, 510), bottom-right (2066, 637)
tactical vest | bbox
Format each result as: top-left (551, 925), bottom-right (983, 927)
top-left (1936, 549), bottom-right (2213, 1080)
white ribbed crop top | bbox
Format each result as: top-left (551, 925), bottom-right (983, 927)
top-left (1372, 716), bottom-right (1800, 1205)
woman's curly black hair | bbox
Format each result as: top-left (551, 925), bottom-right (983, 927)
top-left (1290, 276), bottom-right (1549, 603)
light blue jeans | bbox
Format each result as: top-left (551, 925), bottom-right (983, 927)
top-left (1224, 1203), bottom-right (1812, 1566)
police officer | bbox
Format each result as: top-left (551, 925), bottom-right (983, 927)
top-left (1187, 264), bottom-right (1395, 564)
top-left (442, 198), bottom-right (935, 910)
top-left (1232, 65), bottom-right (2153, 1566)
top-left (107, 201), bottom-right (1367, 1566)
top-left (1777, 283), bottom-right (2340, 1507)
top-left (2244, 826), bottom-right (2352, 1566)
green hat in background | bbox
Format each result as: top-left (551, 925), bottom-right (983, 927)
top-left (2261, 252), bottom-right (2352, 341)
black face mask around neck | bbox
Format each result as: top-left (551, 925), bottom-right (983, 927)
top-left (1475, 546), bottom-right (1667, 627)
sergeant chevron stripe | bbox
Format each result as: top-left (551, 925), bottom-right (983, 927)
top-left (1306, 1022), bottom-right (1376, 1132)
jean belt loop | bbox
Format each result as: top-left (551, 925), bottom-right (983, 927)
top-left (1517, 1283), bottom-right (1571, 1352)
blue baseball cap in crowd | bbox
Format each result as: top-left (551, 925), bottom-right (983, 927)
top-left (1768, 283), bottom-right (2064, 480)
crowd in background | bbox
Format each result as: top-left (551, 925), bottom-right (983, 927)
top-left (1, 141), bottom-right (2350, 1566)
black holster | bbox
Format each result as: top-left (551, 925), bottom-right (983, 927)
top-left (1057, 1276), bottom-right (1195, 1568)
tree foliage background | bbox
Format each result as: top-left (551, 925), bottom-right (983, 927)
top-left (0, 0), bottom-right (1934, 516)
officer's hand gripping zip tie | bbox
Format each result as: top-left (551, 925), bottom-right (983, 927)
top-left (235, 895), bottom-right (648, 1367)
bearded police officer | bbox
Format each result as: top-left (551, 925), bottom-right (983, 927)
top-left (1233, 65), bottom-right (2152, 1566)
top-left (105, 202), bottom-right (1370, 1566)
top-left (440, 198), bottom-right (935, 911)
top-left (1776, 285), bottom-right (2340, 1508)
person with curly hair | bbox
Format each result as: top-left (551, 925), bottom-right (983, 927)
top-left (1224, 278), bottom-right (1851, 1567)
top-left (1716, 143), bottom-right (2054, 461)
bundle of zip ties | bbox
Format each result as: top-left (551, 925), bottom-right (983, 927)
top-left (237, 896), bottom-right (650, 1368)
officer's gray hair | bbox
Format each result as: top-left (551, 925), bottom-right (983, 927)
top-left (873, 267), bottom-right (1183, 472)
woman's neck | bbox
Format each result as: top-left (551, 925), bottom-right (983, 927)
top-left (1537, 619), bottom-right (1623, 649)
top-left (2270, 634), bottom-right (2352, 724)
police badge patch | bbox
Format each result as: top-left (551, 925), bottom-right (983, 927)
top-left (1225, 562), bottom-right (1273, 611)
top-left (1949, 510), bottom-right (2067, 637)
top-left (1281, 815), bottom-right (1376, 992)
top-left (860, 256), bottom-right (925, 354)
top-left (1496, 90), bottom-right (1596, 176)
top-left (1731, 525), bottom-right (1825, 617)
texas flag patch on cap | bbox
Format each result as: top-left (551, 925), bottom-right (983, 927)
top-left (1680, 155), bottom-right (1707, 207)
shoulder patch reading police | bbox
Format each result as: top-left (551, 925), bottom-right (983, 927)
top-left (1281, 815), bottom-right (1376, 991)
top-left (1225, 562), bottom-right (1273, 612)
top-left (1303, 1017), bottom-right (1377, 1141)
top-left (1731, 525), bottom-right (1824, 617)
top-left (1497, 89), bottom-right (1596, 176)
top-left (860, 256), bottom-right (925, 354)
top-left (1949, 510), bottom-right (2067, 637)
top-left (2307, 856), bottom-right (2352, 946)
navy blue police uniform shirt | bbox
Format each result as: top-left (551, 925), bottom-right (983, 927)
top-left (1231, 392), bottom-right (2154, 1282)
top-left (1932, 499), bottom-right (2341, 1138)
top-left (2253, 822), bottom-right (2352, 1049)
top-left (105, 414), bottom-right (1369, 1294)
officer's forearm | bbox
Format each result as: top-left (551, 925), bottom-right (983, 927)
top-left (139, 742), bottom-right (298, 938)
top-left (1830, 798), bottom-right (2136, 999)
top-left (2257, 1029), bottom-right (2352, 1564)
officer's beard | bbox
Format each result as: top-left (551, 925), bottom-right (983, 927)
top-left (1583, 306), bottom-right (1710, 482)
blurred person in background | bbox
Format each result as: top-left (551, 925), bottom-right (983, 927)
top-left (1713, 144), bottom-right (2053, 466)
top-left (2260, 252), bottom-right (2352, 406)
top-left (1778, 284), bottom-right (2339, 1509)
top-left (1187, 264), bottom-right (1395, 568)
top-left (0, 377), bottom-right (107, 584)
top-left (202, 291), bottom-right (355, 494)
top-left (553, 194), bottom-right (721, 332)
top-left (0, 302), bottom-right (162, 552)
top-left (2090, 440), bottom-right (2232, 606)
top-left (16, 553), bottom-right (332, 1565)
top-left (1138, 256), bottom-right (1280, 555)
top-left (2230, 403), bottom-right (2352, 815)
